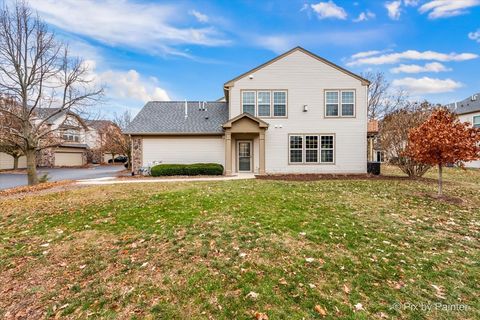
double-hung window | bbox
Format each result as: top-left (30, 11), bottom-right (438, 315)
top-left (289, 134), bottom-right (334, 164)
top-left (241, 90), bottom-right (287, 117)
top-left (473, 115), bottom-right (480, 128)
top-left (321, 136), bottom-right (334, 163)
top-left (305, 135), bottom-right (318, 163)
top-left (242, 91), bottom-right (256, 115)
top-left (325, 90), bottom-right (355, 117)
top-left (257, 91), bottom-right (271, 117)
top-left (289, 135), bottom-right (303, 163)
top-left (273, 91), bottom-right (287, 117)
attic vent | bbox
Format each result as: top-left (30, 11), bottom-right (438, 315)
top-left (472, 95), bottom-right (478, 101)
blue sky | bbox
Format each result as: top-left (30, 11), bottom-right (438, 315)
top-left (19, 0), bottom-right (480, 116)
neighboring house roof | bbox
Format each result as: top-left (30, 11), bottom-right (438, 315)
top-left (223, 46), bottom-right (371, 89)
top-left (36, 107), bottom-right (89, 128)
top-left (125, 101), bottom-right (229, 135)
top-left (367, 120), bottom-right (379, 134)
top-left (87, 120), bottom-right (116, 131)
top-left (449, 93), bottom-right (480, 115)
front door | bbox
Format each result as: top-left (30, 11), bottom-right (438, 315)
top-left (237, 141), bottom-right (252, 172)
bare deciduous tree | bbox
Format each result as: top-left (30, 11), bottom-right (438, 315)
top-left (0, 1), bottom-right (102, 185)
top-left (380, 101), bottom-right (433, 177)
top-left (112, 110), bottom-right (132, 169)
top-left (363, 71), bottom-right (407, 120)
top-left (0, 96), bottom-right (24, 169)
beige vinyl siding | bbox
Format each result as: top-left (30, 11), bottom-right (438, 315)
top-left (458, 111), bottom-right (480, 168)
top-left (54, 152), bottom-right (84, 167)
top-left (229, 49), bottom-right (368, 173)
top-left (142, 136), bottom-right (225, 166)
top-left (0, 153), bottom-right (27, 170)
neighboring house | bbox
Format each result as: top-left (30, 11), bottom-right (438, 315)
top-left (35, 108), bottom-right (90, 167)
top-left (449, 93), bottom-right (480, 168)
top-left (125, 47), bottom-right (370, 175)
top-left (86, 120), bottom-right (122, 163)
top-left (367, 120), bottom-right (384, 163)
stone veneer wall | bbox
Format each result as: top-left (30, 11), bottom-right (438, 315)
top-left (131, 136), bottom-right (143, 174)
top-left (37, 148), bottom-right (54, 167)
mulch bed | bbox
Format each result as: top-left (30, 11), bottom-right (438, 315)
top-left (255, 173), bottom-right (437, 182)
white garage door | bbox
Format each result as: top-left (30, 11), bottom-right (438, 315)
top-left (142, 137), bottom-right (224, 166)
top-left (0, 152), bottom-right (27, 170)
top-left (54, 152), bottom-right (84, 167)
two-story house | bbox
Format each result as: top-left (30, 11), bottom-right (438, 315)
top-left (125, 47), bottom-right (370, 175)
top-left (450, 93), bottom-right (480, 168)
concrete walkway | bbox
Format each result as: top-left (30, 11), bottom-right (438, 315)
top-left (76, 173), bottom-right (256, 185)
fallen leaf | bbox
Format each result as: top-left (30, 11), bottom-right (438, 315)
top-left (255, 312), bottom-right (269, 320)
top-left (278, 278), bottom-right (288, 285)
top-left (305, 257), bottom-right (315, 263)
top-left (343, 284), bottom-right (350, 294)
top-left (314, 305), bottom-right (327, 316)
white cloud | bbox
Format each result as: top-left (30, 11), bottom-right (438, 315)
top-left (351, 50), bottom-right (383, 59)
top-left (84, 60), bottom-right (170, 103)
top-left (390, 62), bottom-right (451, 73)
top-left (403, 0), bottom-right (419, 6)
top-left (353, 10), bottom-right (376, 22)
top-left (28, 0), bottom-right (229, 57)
top-left (419, 0), bottom-right (480, 19)
top-left (190, 10), bottom-right (209, 23)
top-left (348, 50), bottom-right (478, 66)
top-left (385, 1), bottom-right (402, 20)
top-left (392, 77), bottom-right (462, 94)
top-left (469, 29), bottom-right (480, 42)
top-left (311, 1), bottom-right (348, 20)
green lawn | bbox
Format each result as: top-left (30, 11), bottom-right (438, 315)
top-left (0, 166), bottom-right (479, 319)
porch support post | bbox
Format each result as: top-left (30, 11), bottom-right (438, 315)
top-left (225, 130), bottom-right (232, 175)
top-left (259, 131), bottom-right (266, 175)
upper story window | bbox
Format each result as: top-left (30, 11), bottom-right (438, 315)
top-left (242, 91), bottom-right (256, 115)
top-left (241, 90), bottom-right (287, 118)
top-left (257, 91), bottom-right (271, 117)
top-left (325, 90), bottom-right (355, 117)
top-left (62, 129), bottom-right (80, 142)
top-left (474, 115), bottom-right (480, 128)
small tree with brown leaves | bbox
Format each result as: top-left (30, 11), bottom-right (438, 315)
top-left (406, 109), bottom-right (480, 196)
top-left (380, 101), bottom-right (433, 177)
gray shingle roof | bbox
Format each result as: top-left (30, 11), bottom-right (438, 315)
top-left (125, 101), bottom-right (229, 134)
top-left (449, 93), bottom-right (480, 115)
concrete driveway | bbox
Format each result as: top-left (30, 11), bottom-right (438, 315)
top-left (0, 165), bottom-right (125, 190)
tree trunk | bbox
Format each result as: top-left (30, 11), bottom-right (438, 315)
top-left (26, 148), bottom-right (39, 185)
top-left (438, 163), bottom-right (443, 196)
top-left (13, 156), bottom-right (19, 170)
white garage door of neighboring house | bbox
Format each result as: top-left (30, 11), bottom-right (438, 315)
top-left (54, 152), bottom-right (84, 167)
top-left (142, 137), bottom-right (225, 166)
top-left (0, 152), bottom-right (27, 170)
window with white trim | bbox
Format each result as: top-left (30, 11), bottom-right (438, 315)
top-left (257, 91), bottom-right (271, 117)
top-left (289, 135), bottom-right (303, 163)
top-left (325, 91), bottom-right (339, 116)
top-left (474, 115), bottom-right (480, 128)
top-left (305, 135), bottom-right (318, 163)
top-left (325, 90), bottom-right (355, 117)
top-left (242, 91), bottom-right (255, 115)
top-left (289, 134), bottom-right (334, 164)
top-left (273, 91), bottom-right (287, 117)
top-left (321, 135), bottom-right (334, 163)
top-left (341, 91), bottom-right (355, 116)
top-left (62, 129), bottom-right (80, 142)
